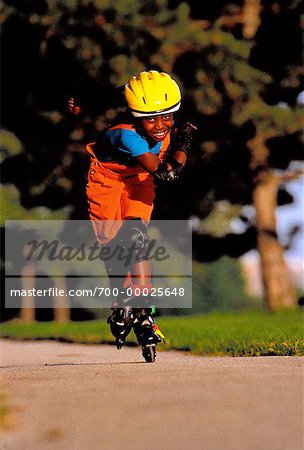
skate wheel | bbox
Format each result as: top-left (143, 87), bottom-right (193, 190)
top-left (116, 339), bottom-right (124, 350)
top-left (142, 345), bottom-right (156, 363)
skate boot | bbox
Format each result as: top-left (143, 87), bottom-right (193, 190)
top-left (107, 307), bottom-right (134, 349)
top-left (133, 309), bottom-right (165, 363)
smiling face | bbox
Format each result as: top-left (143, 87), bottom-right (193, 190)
top-left (141, 113), bottom-right (174, 142)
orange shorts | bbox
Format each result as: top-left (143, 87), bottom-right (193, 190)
top-left (86, 160), bottom-right (155, 243)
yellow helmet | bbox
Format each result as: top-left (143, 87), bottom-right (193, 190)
top-left (124, 70), bottom-right (181, 117)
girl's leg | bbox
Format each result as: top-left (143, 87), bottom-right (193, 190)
top-left (121, 218), bottom-right (165, 351)
top-left (109, 176), bottom-right (165, 354)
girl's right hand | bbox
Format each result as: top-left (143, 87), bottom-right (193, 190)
top-left (68, 97), bottom-right (82, 115)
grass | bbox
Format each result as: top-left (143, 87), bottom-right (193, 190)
top-left (1, 310), bottom-right (303, 357)
top-left (0, 390), bottom-right (12, 431)
top-left (157, 310), bottom-right (304, 356)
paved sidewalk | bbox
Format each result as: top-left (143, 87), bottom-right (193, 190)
top-left (1, 340), bottom-right (303, 450)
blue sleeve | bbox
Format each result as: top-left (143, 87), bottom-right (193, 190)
top-left (104, 128), bottom-right (161, 158)
top-left (120, 129), bottom-right (153, 157)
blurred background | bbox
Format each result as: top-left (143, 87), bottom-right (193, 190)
top-left (1, 0), bottom-right (303, 323)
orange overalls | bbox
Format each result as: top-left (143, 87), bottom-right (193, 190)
top-left (86, 124), bottom-right (170, 244)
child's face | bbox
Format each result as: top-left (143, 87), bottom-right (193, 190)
top-left (141, 113), bottom-right (174, 142)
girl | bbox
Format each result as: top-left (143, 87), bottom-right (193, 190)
top-left (85, 70), bottom-right (196, 362)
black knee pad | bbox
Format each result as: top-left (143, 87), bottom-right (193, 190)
top-left (101, 219), bottom-right (149, 283)
top-left (114, 219), bottom-right (149, 265)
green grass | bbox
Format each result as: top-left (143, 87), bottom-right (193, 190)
top-left (157, 310), bottom-right (304, 356)
top-left (0, 390), bottom-right (11, 430)
top-left (1, 310), bottom-right (303, 357)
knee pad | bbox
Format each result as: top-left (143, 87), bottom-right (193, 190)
top-left (114, 219), bottom-right (149, 265)
top-left (102, 219), bottom-right (149, 284)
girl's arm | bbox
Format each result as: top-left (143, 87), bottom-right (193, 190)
top-left (136, 153), bottom-right (177, 182)
top-left (135, 153), bottom-right (172, 173)
top-left (135, 121), bottom-right (197, 181)
top-left (135, 120), bottom-right (197, 172)
top-left (167, 122), bottom-right (197, 167)
top-left (170, 150), bottom-right (187, 166)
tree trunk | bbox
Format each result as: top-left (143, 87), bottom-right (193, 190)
top-left (20, 260), bottom-right (36, 322)
top-left (252, 169), bottom-right (297, 310)
top-left (53, 278), bottom-right (70, 322)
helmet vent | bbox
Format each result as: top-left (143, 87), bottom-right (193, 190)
top-left (142, 97), bottom-right (146, 104)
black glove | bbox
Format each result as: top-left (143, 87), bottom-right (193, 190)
top-left (166, 156), bottom-right (184, 181)
top-left (173, 121), bottom-right (197, 155)
top-left (152, 161), bottom-right (183, 184)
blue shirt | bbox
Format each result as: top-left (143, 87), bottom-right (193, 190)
top-left (105, 127), bottom-right (162, 157)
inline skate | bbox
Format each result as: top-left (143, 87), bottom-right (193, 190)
top-left (133, 309), bottom-right (165, 363)
top-left (107, 307), bottom-right (134, 350)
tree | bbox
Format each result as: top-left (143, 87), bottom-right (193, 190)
top-left (1, 0), bottom-right (303, 312)
top-left (166, 1), bottom-right (303, 310)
